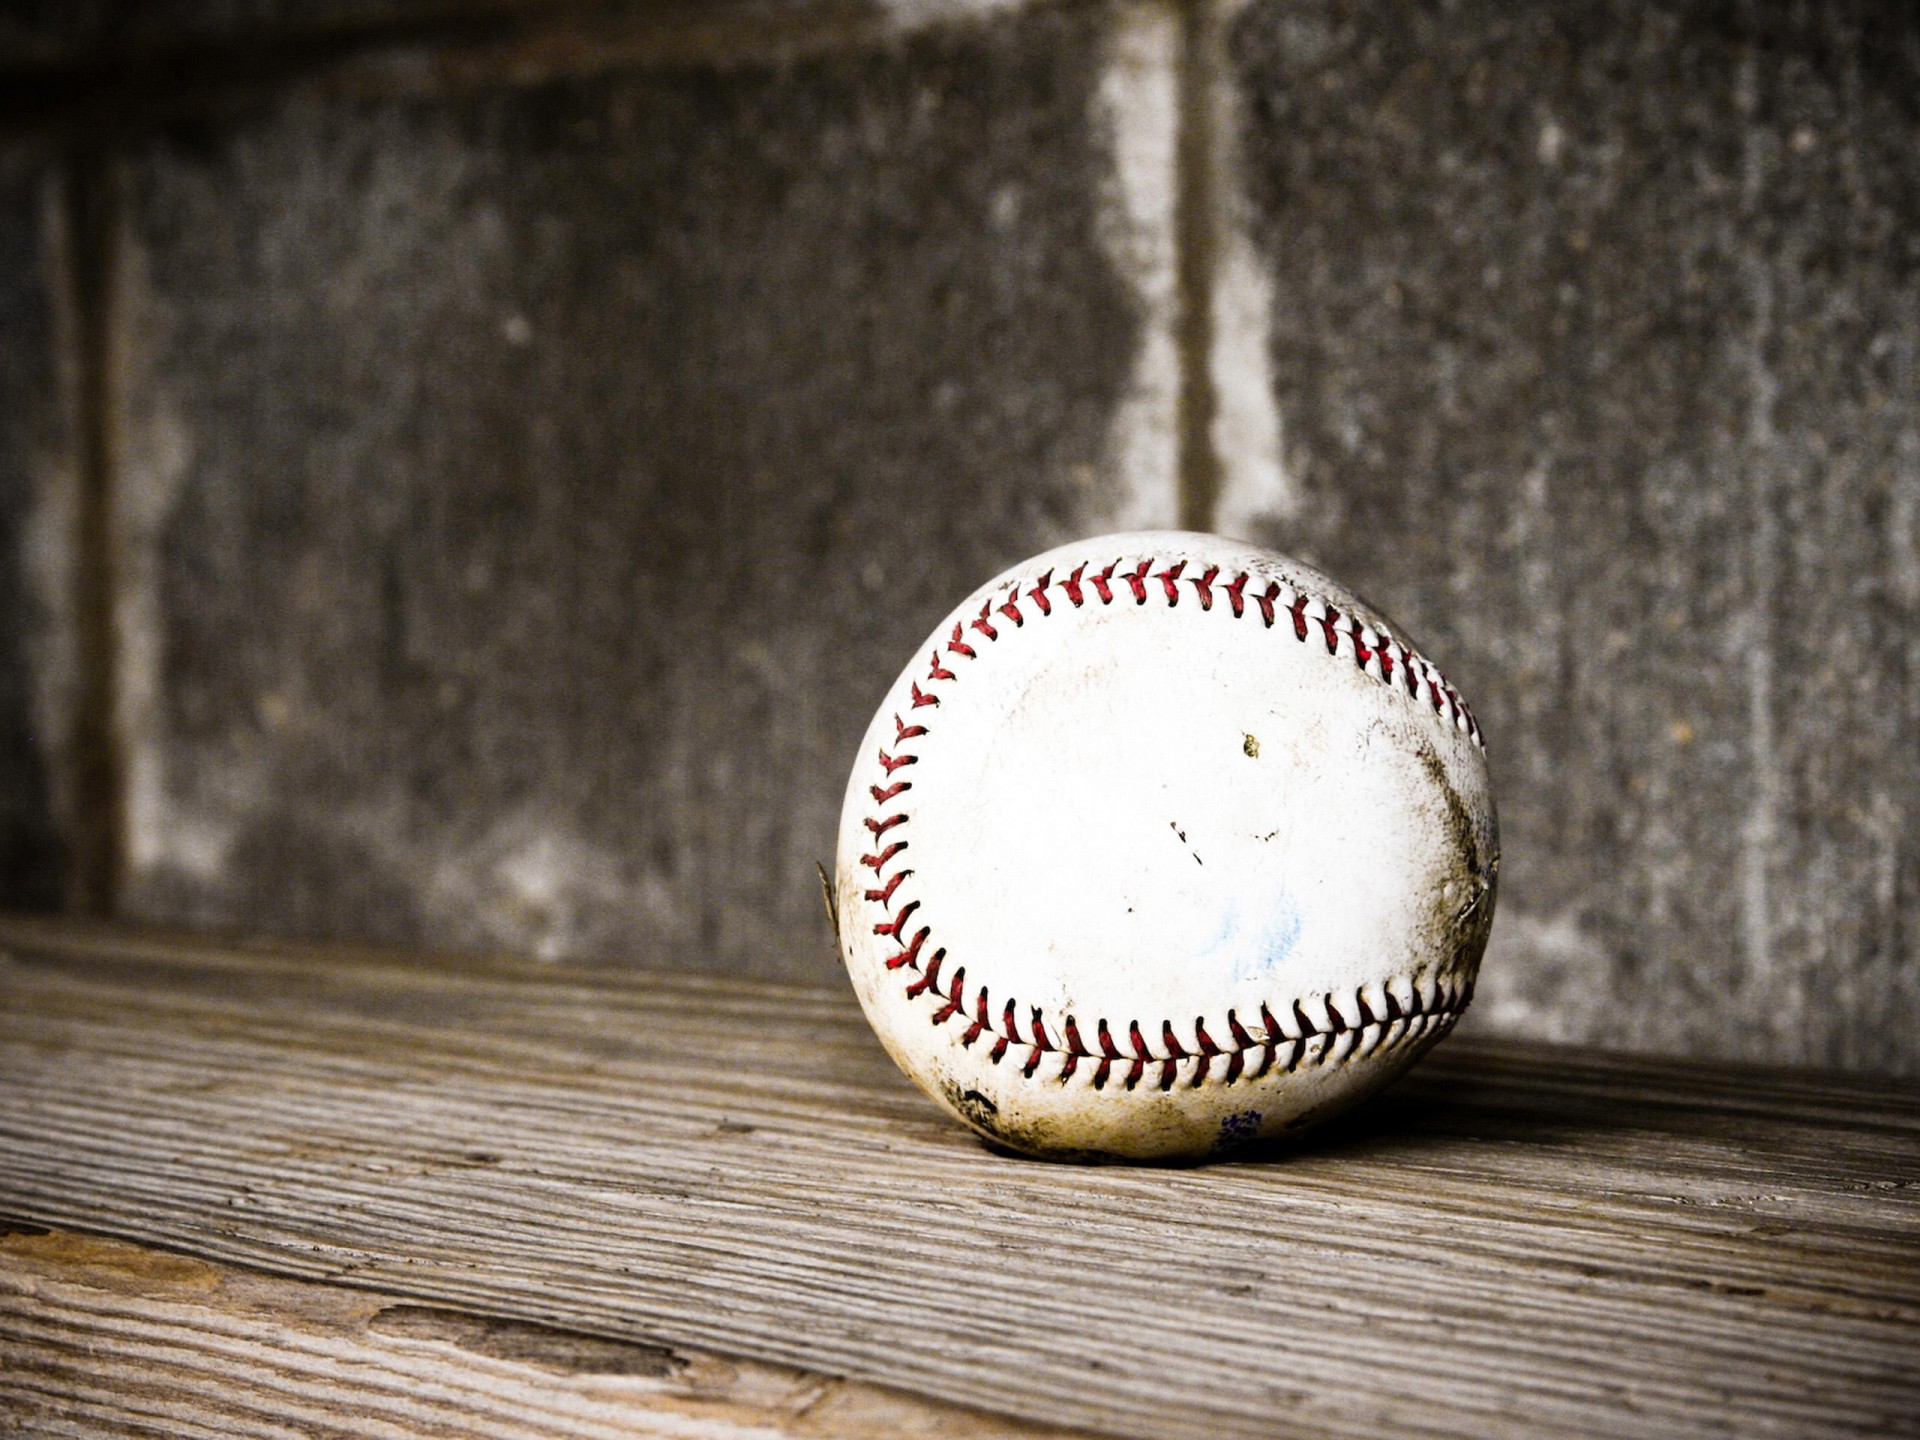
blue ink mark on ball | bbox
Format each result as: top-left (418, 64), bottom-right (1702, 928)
top-left (1240, 893), bottom-right (1300, 984)
top-left (1216, 1109), bottom-right (1263, 1149)
top-left (1194, 887), bottom-right (1301, 985)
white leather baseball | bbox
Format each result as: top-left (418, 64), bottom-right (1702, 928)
top-left (835, 531), bottom-right (1498, 1161)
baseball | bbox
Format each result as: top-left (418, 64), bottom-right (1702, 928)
top-left (834, 531), bottom-right (1498, 1161)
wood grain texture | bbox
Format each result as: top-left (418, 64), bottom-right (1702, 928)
top-left (0, 1225), bottom-right (1087, 1439)
top-left (1, 916), bottom-right (1917, 1440)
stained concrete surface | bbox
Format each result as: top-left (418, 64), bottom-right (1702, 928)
top-left (0, 0), bottom-right (551, 70)
top-left (0, 158), bottom-right (70, 911)
top-left (1220, 0), bottom-right (1920, 1071)
top-left (113, 3), bottom-right (1178, 977)
top-left (4, 0), bottom-right (1918, 1075)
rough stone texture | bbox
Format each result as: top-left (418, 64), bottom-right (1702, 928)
top-left (0, 2), bottom-right (91, 69)
top-left (1222, 0), bottom-right (1920, 1072)
top-left (115, 2), bottom-right (1178, 979)
top-left (0, 155), bottom-right (71, 911)
top-left (0, 0), bottom-right (556, 70)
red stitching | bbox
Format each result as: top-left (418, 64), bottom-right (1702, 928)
top-left (1351, 619), bottom-right (1373, 669)
top-left (964, 988), bottom-right (990, 1048)
top-left (873, 900), bottom-right (920, 939)
top-left (905, 948), bottom-right (943, 996)
top-left (865, 870), bottom-right (909, 905)
top-left (884, 926), bottom-right (928, 970)
top-left (1030, 1010), bottom-right (1053, 1051)
top-left (1129, 1021), bottom-right (1152, 1060)
top-left (861, 839), bottom-right (907, 873)
top-left (1320, 605), bottom-right (1343, 655)
top-left (860, 551), bottom-right (1484, 1088)
top-left (1028, 571), bottom-right (1053, 616)
top-left (1155, 560), bottom-right (1185, 604)
top-left (1256, 583), bottom-right (1279, 628)
top-left (932, 967), bottom-right (966, 1024)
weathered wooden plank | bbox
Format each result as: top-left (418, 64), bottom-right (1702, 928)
top-left (0, 1224), bottom-right (1089, 1438)
top-left (1, 916), bottom-right (1917, 1440)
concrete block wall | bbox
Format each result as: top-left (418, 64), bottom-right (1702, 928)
top-left (0, 0), bottom-right (1915, 1073)
top-left (0, 157), bottom-right (75, 914)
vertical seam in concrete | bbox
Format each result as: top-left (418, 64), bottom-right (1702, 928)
top-left (1173, 0), bottom-right (1220, 532)
top-left (61, 144), bottom-right (123, 916)
top-left (1731, 44), bottom-right (1779, 1020)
